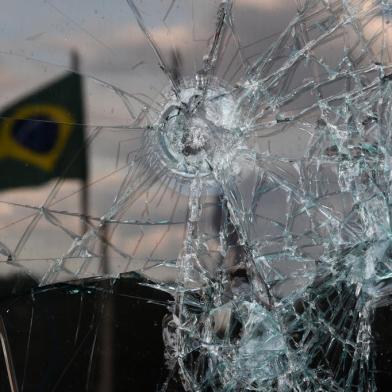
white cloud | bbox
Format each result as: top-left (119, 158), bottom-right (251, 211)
top-left (111, 23), bottom-right (193, 50)
top-left (236, 0), bottom-right (289, 11)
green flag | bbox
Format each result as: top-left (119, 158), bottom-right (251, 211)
top-left (0, 72), bottom-right (86, 190)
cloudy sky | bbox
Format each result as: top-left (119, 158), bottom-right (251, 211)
top-left (0, 0), bottom-right (311, 281)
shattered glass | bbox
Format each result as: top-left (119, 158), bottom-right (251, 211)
top-left (1, 0), bottom-right (392, 390)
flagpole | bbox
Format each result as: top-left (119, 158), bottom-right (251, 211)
top-left (70, 50), bottom-right (89, 235)
top-left (71, 49), bottom-right (113, 392)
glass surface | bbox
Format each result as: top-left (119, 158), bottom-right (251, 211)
top-left (0, 1), bottom-right (392, 391)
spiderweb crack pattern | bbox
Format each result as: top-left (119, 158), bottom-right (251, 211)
top-left (1, 0), bottom-right (392, 390)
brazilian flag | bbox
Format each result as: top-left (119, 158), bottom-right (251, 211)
top-left (0, 73), bottom-right (86, 190)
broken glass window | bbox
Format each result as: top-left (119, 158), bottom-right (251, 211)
top-left (0, 0), bottom-right (392, 390)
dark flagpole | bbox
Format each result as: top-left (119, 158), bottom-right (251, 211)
top-left (71, 49), bottom-right (113, 392)
top-left (70, 50), bottom-right (89, 235)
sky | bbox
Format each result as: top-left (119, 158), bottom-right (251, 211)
top-left (0, 0), bottom-right (315, 281)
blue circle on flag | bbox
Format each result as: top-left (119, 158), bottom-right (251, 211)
top-left (12, 116), bottom-right (59, 153)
